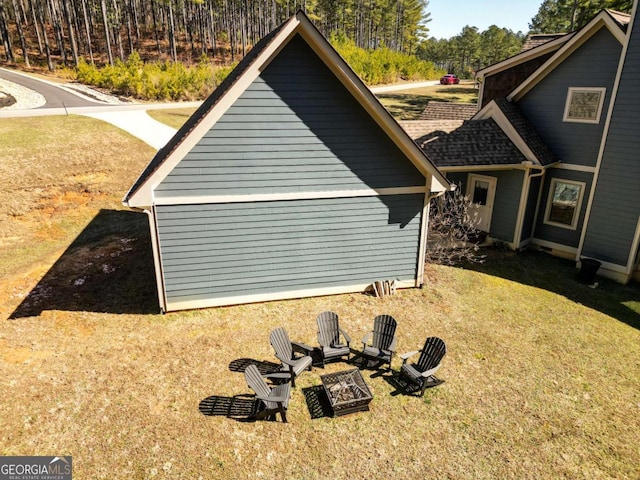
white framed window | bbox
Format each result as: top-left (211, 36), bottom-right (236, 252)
top-left (563, 87), bottom-right (606, 124)
top-left (544, 178), bottom-right (585, 230)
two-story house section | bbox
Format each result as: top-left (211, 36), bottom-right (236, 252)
top-left (579, 3), bottom-right (640, 283)
top-left (507, 10), bottom-right (629, 260)
top-left (404, 7), bottom-right (640, 283)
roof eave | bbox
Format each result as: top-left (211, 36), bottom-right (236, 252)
top-left (475, 33), bottom-right (572, 82)
top-left (508, 11), bottom-right (627, 102)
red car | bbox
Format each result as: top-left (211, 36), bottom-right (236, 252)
top-left (440, 74), bottom-right (460, 85)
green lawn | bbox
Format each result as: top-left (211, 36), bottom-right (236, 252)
top-left (1, 116), bottom-right (639, 479)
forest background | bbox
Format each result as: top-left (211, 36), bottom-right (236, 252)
top-left (0, 0), bottom-right (634, 100)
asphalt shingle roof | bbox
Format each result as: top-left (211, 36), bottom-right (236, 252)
top-left (494, 98), bottom-right (558, 166)
top-left (521, 34), bottom-right (568, 52)
top-left (419, 101), bottom-right (477, 121)
top-left (410, 118), bottom-right (528, 168)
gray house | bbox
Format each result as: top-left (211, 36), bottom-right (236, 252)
top-left (124, 11), bottom-right (450, 312)
top-left (404, 7), bottom-right (640, 284)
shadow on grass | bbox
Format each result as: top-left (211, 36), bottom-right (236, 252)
top-left (198, 394), bottom-right (259, 422)
top-left (10, 209), bottom-right (159, 319)
top-left (382, 372), bottom-right (445, 397)
top-left (463, 248), bottom-right (640, 330)
top-left (228, 358), bottom-right (283, 375)
top-left (302, 385), bottom-right (334, 419)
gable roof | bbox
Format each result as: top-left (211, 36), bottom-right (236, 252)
top-left (475, 98), bottom-right (559, 167)
top-left (508, 9), bottom-right (629, 102)
top-left (476, 9), bottom-right (629, 90)
top-left (399, 96), bottom-right (559, 170)
top-left (399, 120), bottom-right (465, 140)
top-left (123, 11), bottom-right (450, 208)
top-left (419, 101), bottom-right (477, 121)
top-left (413, 119), bottom-right (528, 168)
top-left (521, 34), bottom-right (569, 52)
top-left (476, 32), bottom-right (573, 84)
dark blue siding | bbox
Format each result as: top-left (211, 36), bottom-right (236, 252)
top-left (534, 169), bottom-right (593, 248)
top-left (521, 175), bottom-right (542, 243)
top-left (488, 170), bottom-right (524, 243)
top-left (518, 28), bottom-right (621, 168)
top-left (443, 170), bottom-right (523, 244)
top-left (582, 11), bottom-right (640, 266)
top-left (156, 34), bottom-right (424, 197)
top-left (156, 195), bottom-right (424, 306)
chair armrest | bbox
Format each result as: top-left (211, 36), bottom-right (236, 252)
top-left (291, 341), bottom-right (314, 355)
top-left (389, 337), bottom-right (398, 354)
top-left (339, 327), bottom-right (352, 345)
top-left (419, 363), bottom-right (443, 379)
top-left (275, 353), bottom-right (298, 367)
top-left (399, 350), bottom-right (419, 363)
top-left (361, 331), bottom-right (372, 346)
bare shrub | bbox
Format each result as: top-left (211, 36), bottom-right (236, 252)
top-left (426, 186), bottom-right (486, 266)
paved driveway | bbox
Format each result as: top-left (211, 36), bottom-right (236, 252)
top-left (0, 67), bottom-right (104, 109)
top-left (0, 67), bottom-right (438, 149)
top-left (0, 67), bottom-right (187, 149)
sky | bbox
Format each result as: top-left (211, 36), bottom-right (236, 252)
top-left (426, 0), bottom-right (543, 39)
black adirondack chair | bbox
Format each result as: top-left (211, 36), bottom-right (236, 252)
top-left (356, 314), bottom-right (398, 370)
top-left (398, 337), bottom-right (446, 396)
top-left (316, 311), bottom-right (352, 367)
top-left (268, 327), bottom-right (313, 387)
top-left (244, 364), bottom-right (291, 422)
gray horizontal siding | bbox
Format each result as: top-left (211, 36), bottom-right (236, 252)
top-left (517, 28), bottom-right (621, 168)
top-left (156, 34), bottom-right (424, 198)
top-left (582, 15), bottom-right (640, 267)
top-left (155, 194), bottom-right (424, 305)
top-left (534, 169), bottom-right (593, 247)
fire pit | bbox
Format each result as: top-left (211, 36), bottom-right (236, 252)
top-left (320, 368), bottom-right (373, 416)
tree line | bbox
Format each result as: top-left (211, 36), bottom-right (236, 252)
top-left (0, 0), bottom-right (430, 70)
top-left (529, 0), bottom-right (633, 33)
top-left (418, 25), bottom-right (525, 78)
top-left (415, 0), bottom-right (633, 79)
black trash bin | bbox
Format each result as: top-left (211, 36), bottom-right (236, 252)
top-left (579, 258), bottom-right (601, 285)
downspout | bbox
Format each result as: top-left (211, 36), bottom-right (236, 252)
top-left (513, 163), bottom-right (545, 250)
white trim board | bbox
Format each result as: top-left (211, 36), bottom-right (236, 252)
top-left (152, 186), bottom-right (429, 206)
top-left (164, 280), bottom-right (417, 312)
top-left (552, 164), bottom-right (596, 173)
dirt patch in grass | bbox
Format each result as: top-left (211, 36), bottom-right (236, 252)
top-left (1, 115), bottom-right (639, 479)
top-left (0, 115), bottom-right (156, 318)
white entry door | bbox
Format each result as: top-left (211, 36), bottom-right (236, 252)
top-left (467, 174), bottom-right (497, 233)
